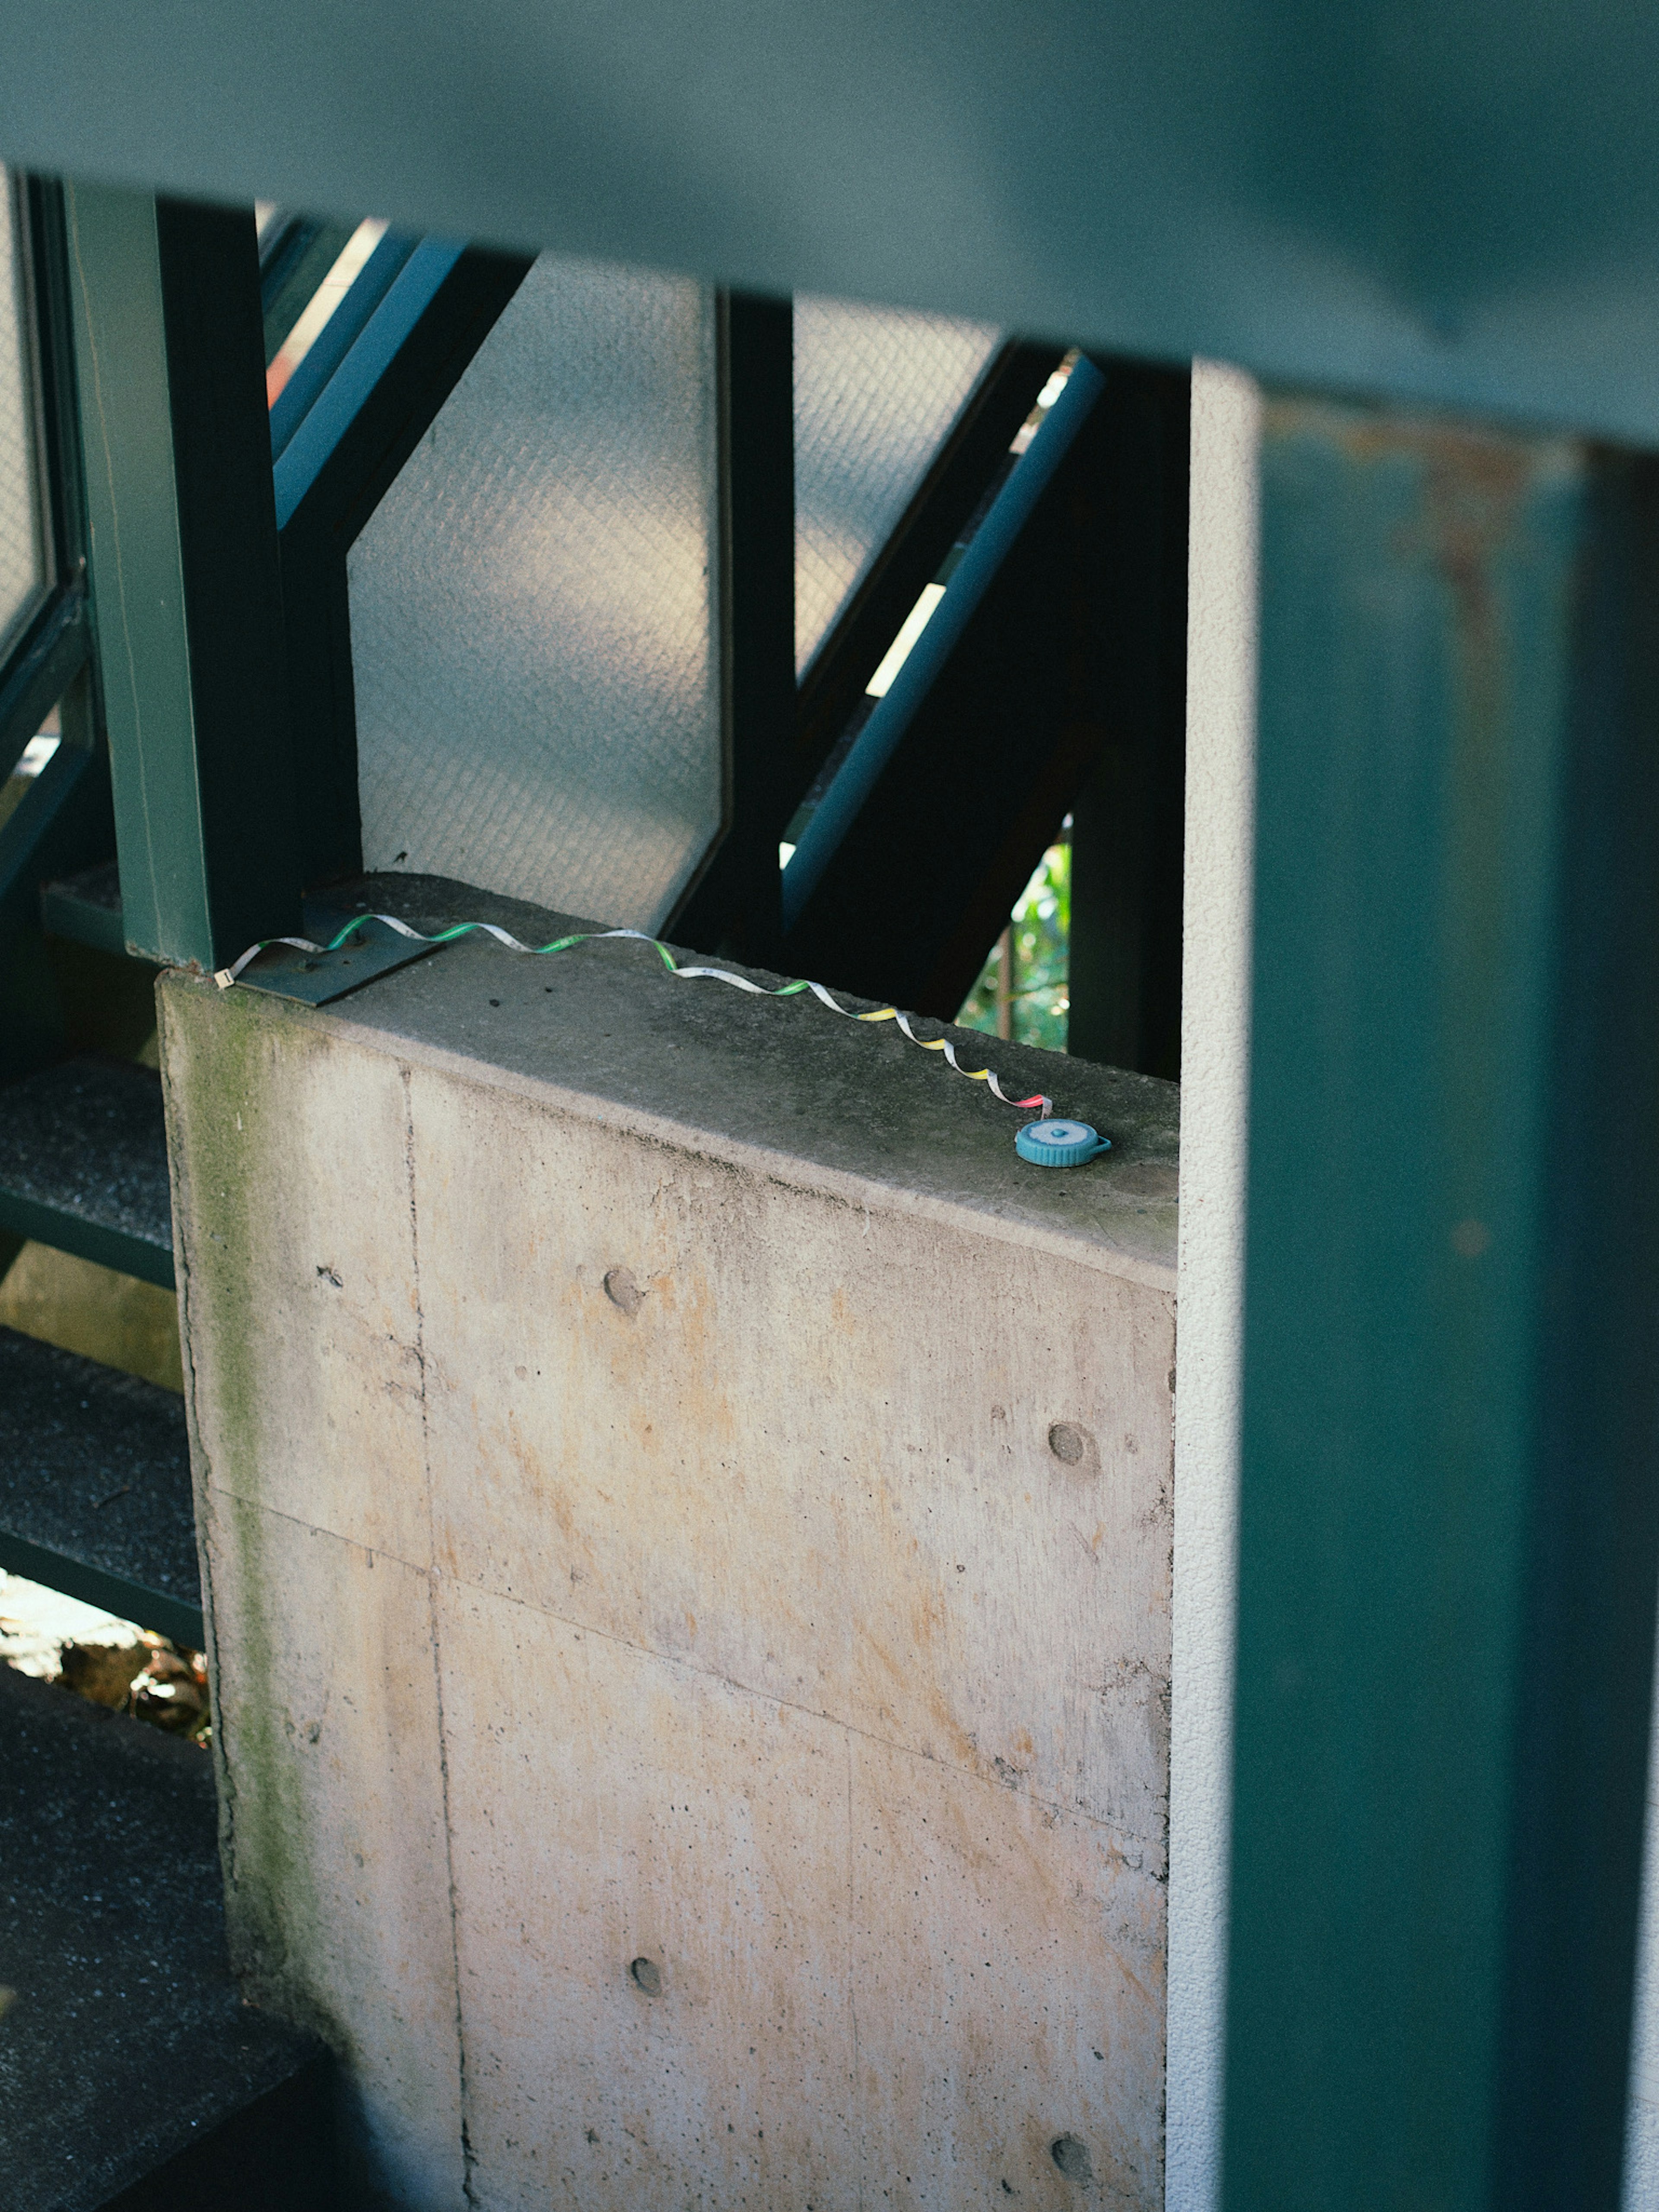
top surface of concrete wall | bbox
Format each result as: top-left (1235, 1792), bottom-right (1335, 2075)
top-left (223, 874), bottom-right (1179, 1290)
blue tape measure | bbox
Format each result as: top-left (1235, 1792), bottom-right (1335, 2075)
top-left (1015, 1118), bottom-right (1112, 1169)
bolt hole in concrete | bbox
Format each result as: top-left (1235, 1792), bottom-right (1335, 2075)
top-left (1050, 2133), bottom-right (1095, 2183)
top-left (629, 1956), bottom-right (662, 1996)
top-left (604, 1266), bottom-right (645, 1318)
top-left (1047, 1421), bottom-right (1091, 1465)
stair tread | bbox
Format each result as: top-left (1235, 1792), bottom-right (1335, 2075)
top-left (0, 1328), bottom-right (200, 1636)
top-left (41, 858), bottom-right (122, 920)
top-left (0, 1663), bottom-right (324, 2212)
top-left (0, 1055), bottom-right (172, 1274)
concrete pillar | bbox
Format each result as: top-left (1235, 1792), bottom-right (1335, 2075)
top-left (1165, 361), bottom-right (1260, 2212)
top-left (159, 913), bottom-right (1179, 2209)
top-left (1626, 1645), bottom-right (1659, 2206)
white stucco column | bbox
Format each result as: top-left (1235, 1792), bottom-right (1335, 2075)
top-left (1625, 1646), bottom-right (1659, 2203)
top-left (1166, 359), bottom-right (1260, 2212)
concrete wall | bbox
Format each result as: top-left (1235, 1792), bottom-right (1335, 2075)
top-left (1165, 364), bottom-right (1259, 2212)
top-left (160, 910), bottom-right (1180, 2210)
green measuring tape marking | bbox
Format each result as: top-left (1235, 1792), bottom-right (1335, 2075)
top-left (216, 916), bottom-right (1058, 1117)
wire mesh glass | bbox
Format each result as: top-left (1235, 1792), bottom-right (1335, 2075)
top-left (350, 253), bottom-right (722, 932)
top-left (0, 173), bottom-right (44, 664)
top-left (793, 297), bottom-right (1001, 677)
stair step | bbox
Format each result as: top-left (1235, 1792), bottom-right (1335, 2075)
top-left (39, 859), bottom-right (127, 961)
top-left (40, 864), bottom-right (365, 971)
top-left (0, 1055), bottom-right (173, 1288)
top-left (0, 1662), bottom-right (334, 2212)
top-left (0, 1329), bottom-right (201, 1649)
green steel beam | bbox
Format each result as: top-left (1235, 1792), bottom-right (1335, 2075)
top-left (0, 589), bottom-right (89, 784)
top-left (15, 5), bottom-right (1659, 446)
top-left (0, 672), bottom-right (121, 1084)
top-left (0, 1529), bottom-right (203, 1653)
top-left (1225, 400), bottom-right (1659, 2207)
top-left (64, 181), bottom-right (300, 971)
top-left (0, 1191), bottom-right (173, 1291)
top-left (671, 289), bottom-right (795, 966)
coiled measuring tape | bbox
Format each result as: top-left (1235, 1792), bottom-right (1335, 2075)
top-left (216, 915), bottom-right (1063, 1122)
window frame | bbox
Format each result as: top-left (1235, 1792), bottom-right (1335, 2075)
top-left (0, 172), bottom-right (93, 786)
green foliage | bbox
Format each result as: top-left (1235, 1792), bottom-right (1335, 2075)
top-left (956, 840), bottom-right (1069, 1052)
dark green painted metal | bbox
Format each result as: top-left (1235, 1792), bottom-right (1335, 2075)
top-left (0, 179), bottom-right (126, 1073)
top-left (0, 1192), bottom-right (172, 1290)
top-left (16, 5), bottom-right (1659, 444)
top-left (23, 176), bottom-right (90, 593)
top-left (39, 860), bottom-right (124, 958)
top-left (0, 678), bottom-right (107, 939)
top-left (1067, 364), bottom-right (1189, 1080)
top-left (779, 359), bottom-right (1187, 1031)
top-left (0, 1529), bottom-right (201, 1650)
top-left (789, 340), bottom-right (1058, 829)
top-left (232, 915), bottom-right (439, 1005)
top-left (1225, 400), bottom-right (1659, 2209)
top-left (672, 291), bottom-right (795, 966)
top-left (64, 182), bottom-right (301, 972)
top-left (0, 589), bottom-right (89, 782)
top-left (259, 213), bottom-right (356, 366)
top-left (0, 673), bottom-right (119, 1082)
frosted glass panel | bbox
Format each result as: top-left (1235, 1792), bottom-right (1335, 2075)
top-left (351, 255), bottom-right (721, 932)
top-left (794, 298), bottom-right (1000, 677)
top-left (0, 173), bottom-right (44, 661)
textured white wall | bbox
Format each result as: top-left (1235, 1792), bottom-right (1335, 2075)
top-left (1626, 1656), bottom-right (1659, 2203)
top-left (1166, 361), bottom-right (1260, 2212)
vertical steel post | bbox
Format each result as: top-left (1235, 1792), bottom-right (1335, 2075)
top-left (1224, 398), bottom-right (1659, 2208)
top-left (64, 181), bottom-right (299, 969)
top-left (673, 289), bottom-right (795, 963)
top-left (1066, 361), bottom-right (1189, 1079)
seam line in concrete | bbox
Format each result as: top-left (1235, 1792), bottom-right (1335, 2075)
top-left (446, 1561), bottom-right (1165, 1873)
top-left (403, 1062), bottom-right (480, 2208)
top-left (159, 995), bottom-right (242, 1903)
top-left (199, 1477), bottom-right (1168, 1875)
top-left (846, 1729), bottom-right (864, 2212)
top-left (201, 1481), bottom-right (429, 1576)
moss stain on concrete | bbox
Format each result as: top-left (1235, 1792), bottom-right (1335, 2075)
top-left (159, 977), bottom-right (349, 2042)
